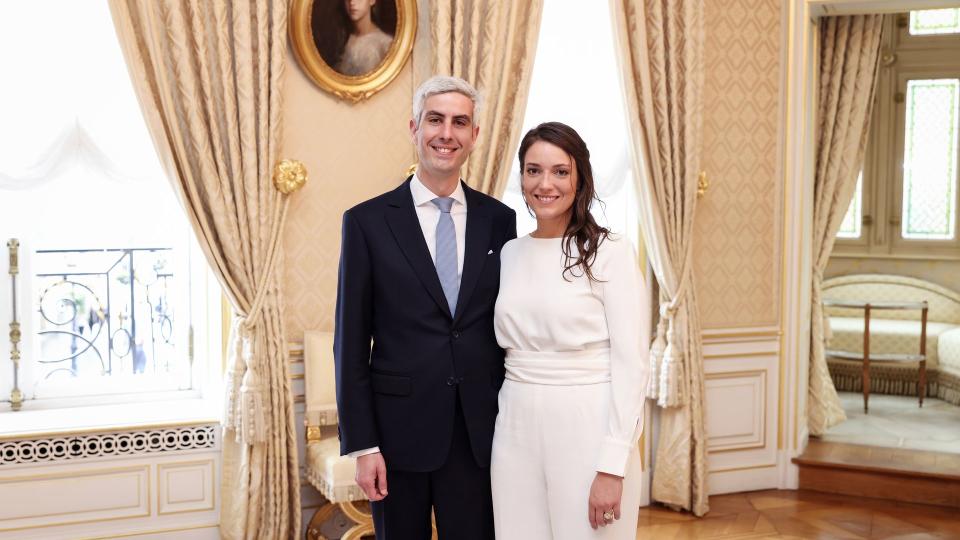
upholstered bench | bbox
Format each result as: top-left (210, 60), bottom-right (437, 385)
top-left (824, 274), bottom-right (960, 406)
top-left (302, 331), bottom-right (374, 540)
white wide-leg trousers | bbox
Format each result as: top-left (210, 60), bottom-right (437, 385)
top-left (491, 379), bottom-right (642, 540)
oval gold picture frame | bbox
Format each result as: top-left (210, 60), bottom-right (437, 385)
top-left (289, 0), bottom-right (417, 103)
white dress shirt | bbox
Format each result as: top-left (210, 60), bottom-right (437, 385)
top-left (348, 174), bottom-right (468, 459)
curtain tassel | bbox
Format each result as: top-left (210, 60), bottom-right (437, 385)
top-left (657, 318), bottom-right (685, 408)
top-left (236, 332), bottom-right (269, 444)
top-left (238, 368), bottom-right (268, 444)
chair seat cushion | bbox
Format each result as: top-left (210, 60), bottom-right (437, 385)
top-left (939, 328), bottom-right (960, 374)
top-left (827, 317), bottom-right (958, 367)
top-left (304, 438), bottom-right (367, 503)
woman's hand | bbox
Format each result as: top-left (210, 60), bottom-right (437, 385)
top-left (588, 472), bottom-right (623, 529)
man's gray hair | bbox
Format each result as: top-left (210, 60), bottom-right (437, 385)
top-left (412, 76), bottom-right (481, 127)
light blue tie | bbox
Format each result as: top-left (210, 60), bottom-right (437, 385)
top-left (432, 197), bottom-right (458, 314)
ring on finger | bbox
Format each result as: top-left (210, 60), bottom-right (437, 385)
top-left (602, 510), bottom-right (615, 522)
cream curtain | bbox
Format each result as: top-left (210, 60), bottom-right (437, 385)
top-left (430, 0), bottom-right (543, 197)
top-left (108, 2), bottom-right (301, 537)
top-left (612, 0), bottom-right (708, 516)
top-left (808, 15), bottom-right (885, 436)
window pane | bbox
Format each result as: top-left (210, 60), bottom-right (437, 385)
top-left (901, 79), bottom-right (958, 240)
top-left (837, 172), bottom-right (862, 239)
top-left (33, 247), bottom-right (191, 398)
top-left (910, 9), bottom-right (960, 35)
top-left (0, 0), bottom-right (197, 402)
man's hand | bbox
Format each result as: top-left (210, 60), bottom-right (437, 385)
top-left (588, 472), bottom-right (623, 529)
top-left (356, 452), bottom-right (389, 501)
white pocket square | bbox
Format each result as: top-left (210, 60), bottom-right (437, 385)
top-left (487, 250), bottom-right (494, 255)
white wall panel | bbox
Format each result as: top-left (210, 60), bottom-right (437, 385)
top-left (706, 371), bottom-right (766, 452)
top-left (0, 465), bottom-right (149, 529)
top-left (158, 460), bottom-right (215, 515)
top-left (702, 328), bottom-right (781, 494)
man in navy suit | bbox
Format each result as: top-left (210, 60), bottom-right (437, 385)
top-left (334, 76), bottom-right (517, 539)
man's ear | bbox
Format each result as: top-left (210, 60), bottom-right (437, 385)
top-left (409, 118), bottom-right (418, 142)
top-left (472, 123), bottom-right (480, 143)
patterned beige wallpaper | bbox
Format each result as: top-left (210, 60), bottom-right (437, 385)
top-left (280, 53), bottom-right (416, 339)
top-left (826, 258), bottom-right (960, 292)
top-left (695, 0), bottom-right (783, 329)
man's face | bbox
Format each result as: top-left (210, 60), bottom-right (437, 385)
top-left (409, 92), bottom-right (479, 181)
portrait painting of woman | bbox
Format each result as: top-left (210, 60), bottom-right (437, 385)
top-left (312, 0), bottom-right (398, 77)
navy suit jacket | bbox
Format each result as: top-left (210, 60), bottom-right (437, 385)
top-left (334, 177), bottom-right (517, 472)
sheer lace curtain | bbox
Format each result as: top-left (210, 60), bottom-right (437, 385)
top-left (0, 2), bottom-right (161, 191)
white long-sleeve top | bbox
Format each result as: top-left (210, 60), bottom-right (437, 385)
top-left (494, 233), bottom-right (649, 476)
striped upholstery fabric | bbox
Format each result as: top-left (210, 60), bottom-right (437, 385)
top-left (827, 317), bottom-right (955, 367)
top-left (939, 328), bottom-right (960, 375)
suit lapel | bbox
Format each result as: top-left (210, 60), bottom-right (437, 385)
top-left (454, 184), bottom-right (492, 323)
top-left (384, 178), bottom-right (453, 319)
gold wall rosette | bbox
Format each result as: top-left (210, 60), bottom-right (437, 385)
top-left (273, 159), bottom-right (307, 194)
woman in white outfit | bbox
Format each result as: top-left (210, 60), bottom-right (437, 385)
top-left (492, 122), bottom-right (649, 539)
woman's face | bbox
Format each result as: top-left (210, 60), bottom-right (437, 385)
top-left (521, 141), bottom-right (578, 222)
top-left (344, 0), bottom-right (375, 23)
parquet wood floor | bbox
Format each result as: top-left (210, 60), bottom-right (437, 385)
top-left (635, 489), bottom-right (960, 539)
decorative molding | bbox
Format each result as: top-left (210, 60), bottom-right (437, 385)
top-left (705, 370), bottom-right (767, 453)
top-left (157, 459), bottom-right (216, 516)
top-left (710, 462), bottom-right (778, 474)
top-left (0, 424), bottom-right (218, 467)
top-left (0, 465), bottom-right (150, 531)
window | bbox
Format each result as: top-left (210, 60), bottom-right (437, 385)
top-left (834, 12), bottom-right (960, 257)
top-left (0, 1), bottom-right (220, 415)
top-left (901, 78), bottom-right (958, 240)
top-left (503, 0), bottom-right (640, 247)
top-left (910, 8), bottom-right (960, 36)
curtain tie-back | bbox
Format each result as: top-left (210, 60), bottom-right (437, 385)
top-left (226, 198), bottom-right (287, 445)
top-left (225, 161), bottom-right (306, 445)
top-left (654, 241), bottom-right (696, 408)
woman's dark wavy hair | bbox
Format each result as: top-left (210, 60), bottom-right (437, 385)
top-left (518, 122), bottom-right (610, 282)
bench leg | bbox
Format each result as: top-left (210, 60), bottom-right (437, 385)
top-left (863, 307), bottom-right (871, 414)
top-left (862, 361), bottom-right (870, 414)
top-left (306, 501), bottom-right (374, 540)
top-left (919, 360), bottom-right (926, 408)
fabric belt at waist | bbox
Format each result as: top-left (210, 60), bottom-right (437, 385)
top-left (504, 348), bottom-right (611, 385)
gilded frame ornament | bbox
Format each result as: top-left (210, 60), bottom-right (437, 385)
top-left (289, 0), bottom-right (417, 103)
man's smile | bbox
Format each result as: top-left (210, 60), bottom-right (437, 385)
top-left (430, 143), bottom-right (459, 155)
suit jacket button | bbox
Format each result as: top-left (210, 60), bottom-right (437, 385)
top-left (446, 377), bottom-right (457, 386)
top-left (452, 330), bottom-right (461, 339)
